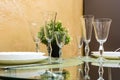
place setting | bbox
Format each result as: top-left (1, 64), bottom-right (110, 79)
top-left (78, 14), bottom-right (119, 80)
top-left (91, 48), bottom-right (120, 68)
top-left (0, 11), bottom-right (58, 69)
top-left (0, 52), bottom-right (50, 71)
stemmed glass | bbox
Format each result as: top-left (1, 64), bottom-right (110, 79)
top-left (43, 11), bottom-right (57, 64)
top-left (81, 15), bottom-right (94, 59)
top-left (55, 32), bottom-right (66, 63)
top-left (93, 18), bottom-right (112, 62)
top-left (76, 36), bottom-right (83, 58)
top-left (93, 18), bottom-right (112, 80)
top-left (29, 20), bottom-right (41, 52)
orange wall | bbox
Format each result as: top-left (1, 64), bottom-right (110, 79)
top-left (0, 0), bottom-right (83, 58)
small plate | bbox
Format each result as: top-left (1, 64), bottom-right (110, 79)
top-left (0, 52), bottom-right (47, 64)
top-left (91, 51), bottom-right (120, 60)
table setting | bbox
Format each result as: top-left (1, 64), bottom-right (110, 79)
top-left (0, 10), bottom-right (73, 80)
top-left (79, 15), bottom-right (120, 80)
top-left (0, 11), bottom-right (120, 80)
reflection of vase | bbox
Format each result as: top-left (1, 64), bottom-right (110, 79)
top-left (51, 42), bottom-right (60, 58)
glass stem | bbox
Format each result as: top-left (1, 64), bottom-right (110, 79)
top-left (99, 43), bottom-right (104, 58)
top-left (98, 43), bottom-right (104, 80)
top-left (78, 48), bottom-right (81, 58)
top-left (85, 43), bottom-right (90, 58)
top-left (59, 47), bottom-right (62, 63)
top-left (47, 42), bottom-right (52, 63)
top-left (35, 42), bottom-right (40, 52)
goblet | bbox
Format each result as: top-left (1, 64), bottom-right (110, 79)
top-left (76, 36), bottom-right (83, 58)
top-left (81, 15), bottom-right (94, 59)
top-left (93, 18), bottom-right (112, 80)
top-left (55, 32), bottom-right (66, 63)
top-left (93, 18), bottom-right (112, 62)
top-left (43, 11), bottom-right (57, 64)
top-left (29, 20), bottom-right (41, 52)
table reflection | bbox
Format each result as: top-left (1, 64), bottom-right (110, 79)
top-left (0, 57), bottom-right (119, 80)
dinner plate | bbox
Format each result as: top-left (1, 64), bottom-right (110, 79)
top-left (0, 52), bottom-right (47, 64)
top-left (92, 62), bottom-right (120, 68)
top-left (91, 51), bottom-right (120, 60)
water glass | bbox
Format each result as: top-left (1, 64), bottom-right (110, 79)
top-left (76, 36), bottom-right (83, 58)
top-left (81, 15), bottom-right (94, 59)
top-left (93, 18), bottom-right (112, 62)
top-left (28, 20), bottom-right (41, 52)
top-left (93, 18), bottom-right (112, 80)
top-left (42, 11), bottom-right (57, 64)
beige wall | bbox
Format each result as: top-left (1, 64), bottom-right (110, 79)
top-left (0, 0), bottom-right (83, 58)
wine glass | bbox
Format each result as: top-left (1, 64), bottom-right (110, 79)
top-left (43, 11), bottom-right (57, 64)
top-left (93, 18), bottom-right (112, 80)
top-left (26, 10), bottom-right (44, 52)
top-left (80, 15), bottom-right (94, 59)
top-left (55, 32), bottom-right (66, 63)
top-left (76, 36), bottom-right (83, 58)
top-left (93, 18), bottom-right (112, 62)
top-left (28, 20), bottom-right (41, 52)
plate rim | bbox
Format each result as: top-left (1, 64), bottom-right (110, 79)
top-left (91, 51), bottom-right (120, 60)
top-left (0, 52), bottom-right (47, 64)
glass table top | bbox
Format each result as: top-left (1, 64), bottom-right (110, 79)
top-left (0, 57), bottom-right (119, 80)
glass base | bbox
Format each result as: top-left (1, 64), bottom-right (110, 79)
top-left (97, 57), bottom-right (107, 63)
top-left (82, 56), bottom-right (91, 61)
top-left (48, 57), bottom-right (63, 64)
top-left (48, 57), bottom-right (52, 64)
top-left (84, 75), bottom-right (90, 80)
top-left (78, 56), bottom-right (82, 59)
top-left (51, 57), bottom-right (63, 64)
top-left (97, 77), bottom-right (104, 80)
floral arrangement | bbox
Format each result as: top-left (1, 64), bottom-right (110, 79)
top-left (38, 21), bottom-right (71, 45)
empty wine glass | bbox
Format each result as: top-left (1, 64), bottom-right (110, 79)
top-left (55, 32), bottom-right (66, 63)
top-left (93, 18), bottom-right (112, 80)
top-left (80, 15), bottom-right (94, 59)
top-left (93, 18), bottom-right (112, 62)
top-left (43, 11), bottom-right (57, 64)
top-left (29, 20), bottom-right (41, 52)
top-left (76, 36), bottom-right (83, 58)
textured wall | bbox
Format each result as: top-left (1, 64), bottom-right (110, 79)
top-left (0, 0), bottom-right (83, 58)
top-left (0, 0), bottom-right (83, 79)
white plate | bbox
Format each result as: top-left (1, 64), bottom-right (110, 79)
top-left (0, 52), bottom-right (47, 64)
top-left (91, 51), bottom-right (120, 60)
top-left (92, 62), bottom-right (120, 68)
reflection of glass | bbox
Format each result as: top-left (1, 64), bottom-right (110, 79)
top-left (76, 36), bottom-right (83, 58)
top-left (93, 18), bottom-right (112, 62)
top-left (29, 20), bottom-right (41, 52)
top-left (43, 11), bottom-right (57, 64)
top-left (77, 65), bottom-right (84, 80)
top-left (84, 61), bottom-right (90, 80)
top-left (81, 15), bottom-right (94, 59)
top-left (55, 32), bottom-right (66, 63)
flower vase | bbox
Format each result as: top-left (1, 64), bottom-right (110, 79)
top-left (51, 42), bottom-right (60, 58)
